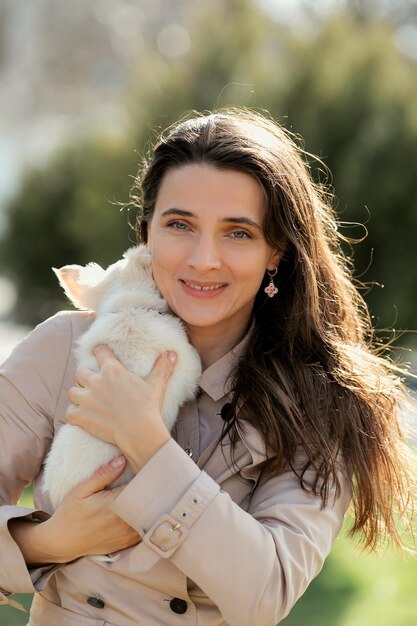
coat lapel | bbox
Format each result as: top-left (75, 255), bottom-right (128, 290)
top-left (197, 418), bottom-right (274, 490)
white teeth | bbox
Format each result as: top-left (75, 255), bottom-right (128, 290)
top-left (185, 282), bottom-right (224, 291)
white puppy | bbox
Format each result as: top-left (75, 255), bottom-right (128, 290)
top-left (42, 245), bottom-right (202, 513)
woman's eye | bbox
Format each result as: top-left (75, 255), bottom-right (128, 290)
top-left (229, 230), bottom-right (251, 240)
top-left (167, 220), bottom-right (189, 231)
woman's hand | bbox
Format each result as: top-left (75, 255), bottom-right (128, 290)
top-left (10, 456), bottom-right (140, 565)
top-left (66, 345), bottom-right (176, 471)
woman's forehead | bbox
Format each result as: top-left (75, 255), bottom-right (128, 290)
top-left (154, 164), bottom-right (266, 219)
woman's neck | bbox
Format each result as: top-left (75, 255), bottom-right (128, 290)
top-left (186, 319), bottom-right (251, 369)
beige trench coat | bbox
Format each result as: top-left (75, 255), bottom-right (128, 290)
top-left (0, 311), bottom-right (350, 626)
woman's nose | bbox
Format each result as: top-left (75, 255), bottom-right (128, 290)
top-left (187, 235), bottom-right (221, 272)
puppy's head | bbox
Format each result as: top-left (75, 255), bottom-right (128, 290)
top-left (53, 262), bottom-right (106, 311)
top-left (54, 245), bottom-right (163, 312)
top-left (119, 245), bottom-right (154, 288)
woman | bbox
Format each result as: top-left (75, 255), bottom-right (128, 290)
top-left (0, 108), bottom-right (414, 626)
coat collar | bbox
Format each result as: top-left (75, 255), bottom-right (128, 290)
top-left (197, 327), bottom-right (253, 402)
top-left (195, 324), bottom-right (275, 479)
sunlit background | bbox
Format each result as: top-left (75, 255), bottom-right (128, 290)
top-left (0, 1), bottom-right (416, 624)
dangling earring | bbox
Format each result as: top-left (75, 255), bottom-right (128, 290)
top-left (264, 266), bottom-right (278, 298)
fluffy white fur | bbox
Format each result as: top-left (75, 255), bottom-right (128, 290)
top-left (42, 245), bottom-right (202, 513)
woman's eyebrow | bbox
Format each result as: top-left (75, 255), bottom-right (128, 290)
top-left (223, 216), bottom-right (262, 230)
top-left (160, 208), bottom-right (194, 218)
top-left (160, 208), bottom-right (262, 230)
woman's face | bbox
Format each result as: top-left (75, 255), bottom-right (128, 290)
top-left (147, 164), bottom-right (281, 341)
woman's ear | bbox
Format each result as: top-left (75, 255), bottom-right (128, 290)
top-left (267, 238), bottom-right (287, 271)
top-left (267, 251), bottom-right (282, 273)
top-left (146, 225), bottom-right (152, 252)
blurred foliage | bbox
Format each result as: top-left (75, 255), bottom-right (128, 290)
top-left (1, 0), bottom-right (416, 337)
top-left (275, 18), bottom-right (417, 332)
top-left (0, 134), bottom-right (137, 323)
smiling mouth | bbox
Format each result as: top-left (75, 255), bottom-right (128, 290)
top-left (181, 280), bottom-right (227, 291)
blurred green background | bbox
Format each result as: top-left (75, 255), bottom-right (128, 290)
top-left (0, 0), bottom-right (416, 624)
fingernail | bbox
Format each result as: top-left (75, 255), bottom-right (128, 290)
top-left (167, 351), bottom-right (177, 364)
top-left (111, 455), bottom-right (125, 469)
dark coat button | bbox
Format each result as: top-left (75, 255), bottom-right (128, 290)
top-left (220, 403), bottom-right (233, 421)
top-left (87, 596), bottom-right (105, 609)
top-left (169, 597), bottom-right (188, 614)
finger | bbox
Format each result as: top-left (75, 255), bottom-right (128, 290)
top-left (93, 344), bottom-right (118, 368)
top-left (67, 385), bottom-right (87, 406)
top-left (147, 351), bottom-right (177, 388)
top-left (106, 483), bottom-right (129, 499)
top-left (75, 367), bottom-right (95, 387)
top-left (72, 455), bottom-right (127, 499)
top-left (65, 404), bottom-right (79, 425)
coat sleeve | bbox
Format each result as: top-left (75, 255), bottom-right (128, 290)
top-left (111, 437), bottom-right (351, 626)
top-left (0, 312), bottom-right (74, 608)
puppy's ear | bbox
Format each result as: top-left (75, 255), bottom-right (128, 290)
top-left (121, 245), bottom-right (154, 284)
top-left (123, 245), bottom-right (152, 268)
top-left (53, 263), bottom-right (105, 310)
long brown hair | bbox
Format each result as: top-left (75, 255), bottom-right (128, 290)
top-left (131, 107), bottom-right (415, 550)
